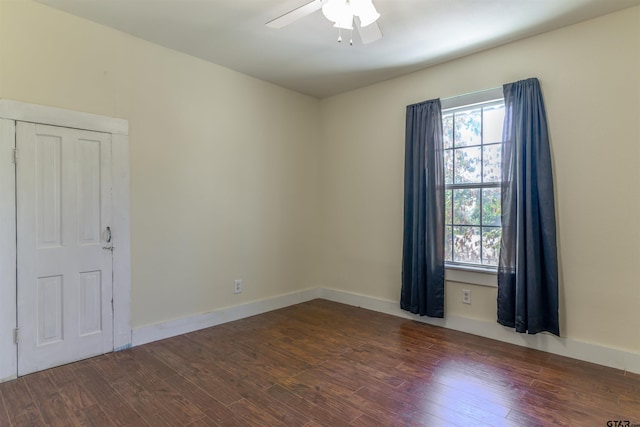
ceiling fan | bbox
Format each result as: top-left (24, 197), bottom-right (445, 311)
top-left (266, 0), bottom-right (383, 45)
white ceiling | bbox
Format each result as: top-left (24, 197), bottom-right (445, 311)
top-left (36, 0), bottom-right (640, 98)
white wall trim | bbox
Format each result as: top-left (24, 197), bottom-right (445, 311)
top-left (445, 266), bottom-right (497, 287)
top-left (0, 100), bottom-right (128, 135)
top-left (132, 288), bottom-right (322, 346)
top-left (0, 119), bottom-right (17, 383)
top-left (131, 287), bottom-right (640, 375)
top-left (0, 100), bottom-right (131, 382)
top-left (111, 134), bottom-right (132, 351)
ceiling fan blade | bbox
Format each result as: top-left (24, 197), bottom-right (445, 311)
top-left (266, 0), bottom-right (324, 29)
top-left (355, 18), bottom-right (382, 44)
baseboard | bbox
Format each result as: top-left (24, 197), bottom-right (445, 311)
top-left (130, 286), bottom-right (640, 375)
top-left (0, 373), bottom-right (17, 384)
top-left (114, 343), bottom-right (132, 352)
top-left (319, 287), bottom-right (640, 375)
top-left (131, 288), bottom-right (322, 347)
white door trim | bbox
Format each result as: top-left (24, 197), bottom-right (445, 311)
top-left (0, 118), bottom-right (17, 382)
top-left (0, 100), bottom-right (128, 135)
top-left (0, 99), bottom-right (131, 382)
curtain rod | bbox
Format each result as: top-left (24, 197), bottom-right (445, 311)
top-left (440, 86), bottom-right (503, 110)
top-left (407, 86), bottom-right (503, 110)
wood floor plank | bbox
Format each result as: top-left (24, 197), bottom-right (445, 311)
top-left (279, 374), bottom-right (363, 423)
top-left (102, 355), bottom-right (205, 426)
top-left (119, 346), bottom-right (178, 381)
top-left (161, 374), bottom-right (237, 425)
top-left (73, 363), bottom-right (147, 427)
top-left (514, 390), bottom-right (585, 426)
top-left (538, 364), bottom-right (637, 399)
top-left (73, 403), bottom-right (117, 427)
top-left (1, 299), bottom-right (638, 426)
top-left (227, 386), bottom-right (311, 426)
top-left (182, 415), bottom-right (220, 427)
top-left (266, 384), bottom-right (353, 427)
top-left (47, 362), bottom-right (81, 388)
top-left (370, 383), bottom-right (512, 427)
top-left (0, 386), bottom-right (14, 427)
top-left (506, 408), bottom-right (554, 427)
top-left (399, 376), bottom-right (511, 418)
top-left (227, 398), bottom-right (288, 427)
top-left (0, 378), bottom-right (46, 426)
top-left (208, 348), bottom-right (281, 391)
top-left (135, 371), bottom-right (206, 425)
top-left (617, 394), bottom-right (640, 419)
top-left (528, 378), bottom-right (627, 418)
top-left (334, 356), bottom-right (409, 387)
top-left (53, 377), bottom-right (96, 411)
top-left (149, 340), bottom-right (245, 406)
top-left (23, 372), bottom-right (83, 427)
top-left (108, 379), bottom-right (182, 427)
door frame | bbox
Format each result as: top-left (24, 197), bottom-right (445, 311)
top-left (0, 99), bottom-right (131, 382)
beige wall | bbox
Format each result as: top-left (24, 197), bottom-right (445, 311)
top-left (1, 0), bottom-right (638, 356)
top-left (319, 6), bottom-right (640, 353)
top-left (0, 0), bottom-right (322, 328)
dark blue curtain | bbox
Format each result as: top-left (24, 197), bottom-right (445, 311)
top-left (497, 78), bottom-right (559, 335)
top-left (401, 99), bottom-right (445, 318)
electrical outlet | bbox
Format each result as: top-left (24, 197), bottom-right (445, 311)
top-left (234, 279), bottom-right (243, 294)
top-left (462, 289), bottom-right (471, 304)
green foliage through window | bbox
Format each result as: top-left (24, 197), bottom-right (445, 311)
top-left (444, 100), bottom-right (504, 267)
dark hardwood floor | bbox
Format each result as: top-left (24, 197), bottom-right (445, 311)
top-left (1, 299), bottom-right (638, 426)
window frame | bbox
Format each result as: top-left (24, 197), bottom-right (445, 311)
top-left (440, 88), bottom-right (504, 285)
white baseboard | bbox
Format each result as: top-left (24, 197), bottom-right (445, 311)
top-left (131, 288), bottom-right (322, 347)
top-left (0, 373), bottom-right (17, 383)
top-left (130, 286), bottom-right (640, 375)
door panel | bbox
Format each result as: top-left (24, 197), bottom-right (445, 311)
top-left (78, 139), bottom-right (101, 244)
top-left (37, 275), bottom-right (63, 346)
top-left (17, 122), bottom-right (113, 376)
top-left (79, 270), bottom-right (102, 335)
top-left (36, 134), bottom-right (62, 248)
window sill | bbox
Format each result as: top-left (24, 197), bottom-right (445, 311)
top-left (445, 265), bottom-right (497, 287)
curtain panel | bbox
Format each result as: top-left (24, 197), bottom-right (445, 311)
top-left (497, 77), bottom-right (560, 335)
top-left (401, 99), bottom-right (445, 318)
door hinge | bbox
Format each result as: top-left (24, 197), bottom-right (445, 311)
top-left (13, 328), bottom-right (19, 344)
top-left (12, 148), bottom-right (18, 164)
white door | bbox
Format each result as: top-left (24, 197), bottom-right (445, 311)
top-left (16, 122), bottom-right (114, 376)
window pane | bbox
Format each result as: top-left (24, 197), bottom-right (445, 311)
top-left (453, 188), bottom-right (480, 225)
top-left (454, 109), bottom-right (481, 147)
top-left (443, 114), bottom-right (453, 149)
top-left (482, 227), bottom-right (501, 266)
top-left (482, 188), bottom-right (501, 226)
top-left (445, 189), bottom-right (452, 225)
top-left (482, 144), bottom-right (501, 183)
top-left (443, 97), bottom-right (504, 269)
top-left (454, 146), bottom-right (481, 184)
top-left (453, 226), bottom-right (481, 264)
top-left (445, 226), bottom-right (453, 262)
top-left (483, 104), bottom-right (505, 144)
top-left (444, 149), bottom-right (453, 184)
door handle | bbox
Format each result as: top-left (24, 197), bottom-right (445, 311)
top-left (103, 226), bottom-right (113, 251)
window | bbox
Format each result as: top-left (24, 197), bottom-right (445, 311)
top-left (443, 99), bottom-right (504, 269)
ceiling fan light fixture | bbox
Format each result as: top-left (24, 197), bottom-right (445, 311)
top-left (332, 14), bottom-right (354, 30)
top-left (322, 0), bottom-right (379, 31)
top-left (321, 0), bottom-right (349, 24)
top-left (266, 0), bottom-right (382, 45)
top-left (352, 0), bottom-right (380, 27)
